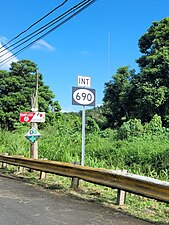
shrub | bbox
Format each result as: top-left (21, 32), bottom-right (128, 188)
top-left (144, 114), bottom-right (163, 134)
top-left (117, 118), bottom-right (144, 140)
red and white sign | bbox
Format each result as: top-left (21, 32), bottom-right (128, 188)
top-left (20, 112), bottom-right (45, 123)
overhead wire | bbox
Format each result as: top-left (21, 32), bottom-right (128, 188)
top-left (0, 0), bottom-right (69, 51)
top-left (0, 0), bottom-right (96, 66)
top-left (0, 0), bottom-right (91, 57)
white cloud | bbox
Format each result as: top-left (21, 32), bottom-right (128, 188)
top-left (0, 42), bottom-right (18, 71)
top-left (0, 36), bottom-right (55, 70)
top-left (32, 39), bottom-right (55, 51)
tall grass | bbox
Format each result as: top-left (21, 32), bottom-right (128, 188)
top-left (1, 123), bottom-right (169, 180)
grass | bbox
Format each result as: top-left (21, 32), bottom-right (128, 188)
top-left (1, 126), bottom-right (169, 180)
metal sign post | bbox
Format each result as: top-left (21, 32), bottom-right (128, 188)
top-left (81, 106), bottom-right (85, 166)
top-left (72, 75), bottom-right (95, 166)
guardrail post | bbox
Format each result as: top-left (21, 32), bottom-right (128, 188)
top-left (17, 165), bottom-right (25, 173)
top-left (17, 155), bottom-right (25, 173)
top-left (1, 153), bottom-right (9, 169)
top-left (70, 162), bottom-right (80, 189)
top-left (116, 189), bottom-right (126, 205)
top-left (39, 158), bottom-right (48, 180)
top-left (116, 170), bottom-right (127, 205)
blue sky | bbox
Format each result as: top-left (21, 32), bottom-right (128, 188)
top-left (0, 0), bottom-right (168, 112)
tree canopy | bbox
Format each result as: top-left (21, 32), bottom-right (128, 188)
top-left (0, 60), bottom-right (61, 130)
top-left (103, 66), bottom-right (135, 128)
top-left (103, 17), bottom-right (169, 128)
top-left (134, 18), bottom-right (169, 124)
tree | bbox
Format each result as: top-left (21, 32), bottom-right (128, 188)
top-left (85, 106), bottom-right (108, 129)
top-left (103, 66), bottom-right (135, 128)
top-left (0, 60), bottom-right (61, 130)
top-left (135, 17), bottom-right (169, 125)
top-left (102, 17), bottom-right (169, 127)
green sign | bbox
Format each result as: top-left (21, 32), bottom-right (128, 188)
top-left (25, 127), bottom-right (41, 143)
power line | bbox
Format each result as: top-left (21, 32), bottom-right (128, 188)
top-left (0, 0), bottom-right (90, 57)
top-left (0, 0), bottom-right (69, 51)
top-left (0, 0), bottom-right (96, 66)
top-left (0, 0), bottom-right (91, 63)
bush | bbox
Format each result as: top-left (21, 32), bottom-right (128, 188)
top-left (86, 117), bottom-right (100, 133)
top-left (117, 119), bottom-right (144, 140)
top-left (144, 114), bottom-right (163, 134)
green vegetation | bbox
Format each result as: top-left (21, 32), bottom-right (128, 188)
top-left (1, 114), bottom-right (169, 181)
top-left (103, 17), bottom-right (169, 128)
top-left (0, 59), bottom-right (61, 130)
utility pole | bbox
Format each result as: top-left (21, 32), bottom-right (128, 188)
top-left (30, 69), bottom-right (39, 159)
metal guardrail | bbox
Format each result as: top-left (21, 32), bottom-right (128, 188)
top-left (0, 154), bottom-right (169, 203)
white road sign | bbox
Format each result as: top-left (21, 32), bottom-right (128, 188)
top-left (72, 87), bottom-right (95, 106)
top-left (78, 76), bottom-right (91, 88)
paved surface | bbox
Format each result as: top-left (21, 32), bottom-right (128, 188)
top-left (0, 175), bottom-right (154, 225)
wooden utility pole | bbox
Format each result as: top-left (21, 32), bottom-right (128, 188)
top-left (30, 70), bottom-right (39, 159)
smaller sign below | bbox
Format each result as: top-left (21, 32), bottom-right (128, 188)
top-left (78, 75), bottom-right (91, 88)
top-left (20, 112), bottom-right (45, 123)
top-left (25, 127), bottom-right (41, 143)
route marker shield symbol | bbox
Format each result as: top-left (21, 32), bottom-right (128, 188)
top-left (25, 127), bottom-right (41, 143)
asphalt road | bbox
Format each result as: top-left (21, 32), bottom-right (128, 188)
top-left (0, 175), bottom-right (154, 225)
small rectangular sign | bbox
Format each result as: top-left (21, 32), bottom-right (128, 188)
top-left (78, 76), bottom-right (91, 88)
top-left (20, 112), bottom-right (45, 123)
